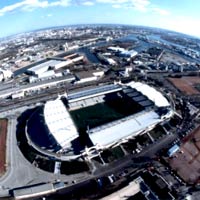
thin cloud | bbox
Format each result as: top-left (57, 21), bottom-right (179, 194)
top-left (82, 1), bottom-right (94, 6)
top-left (41, 13), bottom-right (53, 18)
top-left (0, 0), bottom-right (71, 16)
top-left (164, 16), bottom-right (200, 37)
top-left (97, 0), bottom-right (169, 15)
top-left (0, 1), bottom-right (30, 16)
top-left (49, 0), bottom-right (71, 7)
top-left (96, 0), bottom-right (128, 3)
top-left (0, 0), bottom-right (170, 17)
top-left (112, 4), bottom-right (121, 8)
top-left (131, 0), bottom-right (150, 12)
top-left (97, 0), bottom-right (150, 12)
top-left (152, 7), bottom-right (170, 16)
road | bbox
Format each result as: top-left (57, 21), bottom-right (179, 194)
top-left (0, 87), bottom-right (63, 112)
top-left (0, 79), bottom-right (178, 198)
top-left (38, 133), bottom-right (178, 200)
top-left (0, 111), bottom-right (178, 198)
top-left (0, 78), bottom-right (113, 113)
top-left (0, 117), bottom-right (38, 190)
top-left (0, 110), bottom-right (92, 198)
top-left (93, 133), bottom-right (177, 178)
top-left (137, 133), bottom-right (177, 157)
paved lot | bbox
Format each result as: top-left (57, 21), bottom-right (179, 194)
top-left (168, 77), bottom-right (200, 95)
top-left (0, 119), bottom-right (8, 176)
top-left (160, 52), bottom-right (188, 64)
top-left (169, 126), bottom-right (200, 184)
top-left (0, 109), bottom-right (91, 197)
top-left (100, 180), bottom-right (140, 200)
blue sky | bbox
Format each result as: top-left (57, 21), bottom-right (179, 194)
top-left (0, 0), bottom-right (199, 38)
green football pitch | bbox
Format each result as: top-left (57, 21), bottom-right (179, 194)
top-left (70, 92), bottom-right (143, 133)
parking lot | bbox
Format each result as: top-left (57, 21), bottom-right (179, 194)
top-left (0, 119), bottom-right (8, 176)
top-left (168, 77), bottom-right (200, 95)
top-left (169, 125), bottom-right (200, 184)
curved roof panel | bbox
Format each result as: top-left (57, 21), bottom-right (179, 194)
top-left (44, 99), bottom-right (78, 149)
top-left (27, 106), bottom-right (61, 152)
top-left (89, 111), bottom-right (161, 147)
top-left (127, 82), bottom-right (170, 107)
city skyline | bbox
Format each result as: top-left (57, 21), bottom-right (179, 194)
top-left (0, 0), bottom-right (200, 38)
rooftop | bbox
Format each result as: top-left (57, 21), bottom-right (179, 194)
top-left (127, 82), bottom-right (170, 107)
top-left (68, 84), bottom-right (122, 102)
top-left (28, 59), bottom-right (64, 74)
top-left (44, 99), bottom-right (79, 149)
top-left (169, 125), bottom-right (200, 184)
top-left (89, 110), bottom-right (161, 147)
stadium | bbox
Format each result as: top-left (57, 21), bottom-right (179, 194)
top-left (26, 81), bottom-right (174, 159)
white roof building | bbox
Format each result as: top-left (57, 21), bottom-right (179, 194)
top-left (44, 99), bottom-right (79, 149)
top-left (107, 46), bottom-right (125, 52)
top-left (37, 70), bottom-right (55, 79)
top-left (120, 50), bottom-right (138, 58)
top-left (0, 69), bottom-right (13, 79)
top-left (27, 59), bottom-right (69, 75)
top-left (89, 111), bottom-right (161, 147)
top-left (107, 46), bottom-right (138, 58)
top-left (27, 81), bottom-right (173, 156)
top-left (127, 82), bottom-right (170, 107)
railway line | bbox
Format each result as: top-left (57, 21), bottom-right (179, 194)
top-left (0, 79), bottom-right (113, 113)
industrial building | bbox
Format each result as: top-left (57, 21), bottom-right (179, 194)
top-left (26, 81), bottom-right (174, 157)
top-left (75, 69), bottom-right (104, 84)
top-left (27, 54), bottom-right (85, 81)
top-left (0, 69), bottom-right (13, 81)
top-left (107, 46), bottom-right (138, 58)
top-left (27, 59), bottom-right (67, 76)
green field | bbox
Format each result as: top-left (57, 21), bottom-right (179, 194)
top-left (70, 92), bottom-right (143, 133)
top-left (149, 125), bottom-right (166, 140)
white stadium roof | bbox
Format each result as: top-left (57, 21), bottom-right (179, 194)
top-left (44, 99), bottom-right (78, 149)
top-left (89, 111), bottom-right (161, 147)
top-left (39, 81), bottom-right (171, 152)
top-left (28, 60), bottom-right (64, 75)
top-left (127, 82), bottom-right (170, 107)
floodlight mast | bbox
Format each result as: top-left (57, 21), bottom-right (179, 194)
top-left (87, 125), bottom-right (90, 134)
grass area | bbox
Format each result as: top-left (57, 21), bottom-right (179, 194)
top-left (0, 119), bottom-right (8, 176)
top-left (122, 133), bottom-right (153, 153)
top-left (70, 103), bottom-right (124, 132)
top-left (61, 161), bottom-right (89, 174)
top-left (149, 126), bottom-right (166, 140)
top-left (111, 146), bottom-right (125, 159)
top-left (101, 150), bottom-right (116, 163)
top-left (35, 157), bottom-right (55, 173)
top-left (122, 140), bottom-right (137, 153)
top-left (101, 146), bottom-right (125, 163)
top-left (137, 134), bottom-right (152, 146)
top-left (169, 116), bottom-right (182, 127)
top-left (70, 92), bottom-right (143, 133)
